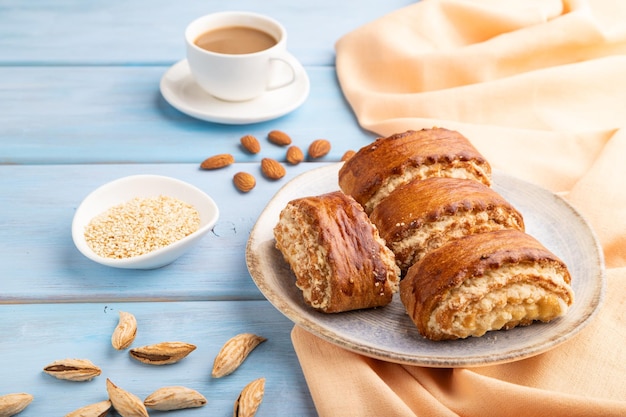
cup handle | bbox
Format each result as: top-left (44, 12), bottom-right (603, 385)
top-left (267, 55), bottom-right (298, 91)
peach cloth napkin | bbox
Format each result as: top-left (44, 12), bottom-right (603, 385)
top-left (291, 0), bottom-right (626, 416)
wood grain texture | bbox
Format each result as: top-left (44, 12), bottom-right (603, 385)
top-left (0, 301), bottom-right (315, 416)
top-left (0, 0), bottom-right (412, 66)
top-left (0, 162), bottom-right (333, 303)
top-left (0, 66), bottom-right (376, 165)
top-left (0, 0), bottom-right (416, 414)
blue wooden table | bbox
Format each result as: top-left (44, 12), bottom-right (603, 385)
top-left (0, 1), bottom-right (414, 415)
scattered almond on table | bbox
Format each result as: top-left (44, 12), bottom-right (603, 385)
top-left (64, 399), bottom-right (112, 417)
top-left (0, 393), bottom-right (34, 417)
top-left (106, 378), bottom-right (149, 417)
top-left (129, 341), bottom-right (196, 365)
top-left (261, 158), bottom-right (286, 180)
top-left (240, 135), bottom-right (261, 154)
top-left (144, 386), bottom-right (207, 411)
top-left (111, 311), bottom-right (137, 350)
top-left (212, 333), bottom-right (267, 378)
top-left (31, 310), bottom-right (268, 415)
top-left (233, 172), bottom-right (256, 193)
top-left (43, 358), bottom-right (102, 382)
top-left (341, 149), bottom-right (356, 161)
top-left (199, 130), bottom-right (349, 193)
top-left (286, 145), bottom-right (304, 165)
top-left (234, 377), bottom-right (266, 417)
top-left (267, 129), bottom-right (292, 146)
top-left (308, 139), bottom-right (331, 159)
top-left (200, 153), bottom-right (235, 170)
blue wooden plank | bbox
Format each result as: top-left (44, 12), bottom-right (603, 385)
top-left (0, 301), bottom-right (316, 416)
top-left (0, 0), bottom-right (413, 67)
top-left (0, 162), bottom-right (334, 303)
top-left (0, 66), bottom-right (376, 165)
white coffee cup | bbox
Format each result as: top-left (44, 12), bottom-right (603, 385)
top-left (185, 11), bottom-right (298, 102)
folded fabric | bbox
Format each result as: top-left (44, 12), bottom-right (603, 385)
top-left (291, 1), bottom-right (626, 415)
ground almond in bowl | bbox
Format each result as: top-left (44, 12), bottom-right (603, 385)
top-left (84, 195), bottom-right (201, 259)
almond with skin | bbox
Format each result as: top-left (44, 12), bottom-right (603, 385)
top-left (0, 393), bottom-right (34, 417)
top-left (64, 400), bottom-right (112, 417)
top-left (341, 150), bottom-right (356, 162)
top-left (267, 130), bottom-right (292, 146)
top-left (233, 378), bottom-right (265, 417)
top-left (212, 333), bottom-right (267, 378)
top-left (106, 379), bottom-right (149, 417)
top-left (144, 386), bottom-right (207, 411)
top-left (111, 311), bottom-right (137, 350)
top-left (233, 172), bottom-right (256, 193)
top-left (260, 158), bottom-right (286, 180)
top-left (200, 153), bottom-right (235, 170)
top-left (240, 135), bottom-right (261, 154)
top-left (129, 341), bottom-right (196, 365)
top-left (43, 358), bottom-right (102, 381)
top-left (286, 146), bottom-right (304, 165)
top-left (308, 139), bottom-right (331, 159)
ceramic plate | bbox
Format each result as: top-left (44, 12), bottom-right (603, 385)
top-left (246, 164), bottom-right (605, 367)
top-left (160, 58), bottom-right (309, 124)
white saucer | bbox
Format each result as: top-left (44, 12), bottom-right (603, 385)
top-left (160, 57), bottom-right (310, 124)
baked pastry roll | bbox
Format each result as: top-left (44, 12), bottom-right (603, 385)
top-left (370, 177), bottom-right (525, 273)
top-left (274, 191), bottom-right (400, 313)
top-left (400, 229), bottom-right (574, 341)
top-left (338, 128), bottom-right (491, 213)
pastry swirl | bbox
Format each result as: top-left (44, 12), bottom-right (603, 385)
top-left (274, 191), bottom-right (400, 313)
top-left (400, 229), bottom-right (574, 341)
top-left (338, 128), bottom-right (492, 213)
top-left (370, 177), bottom-right (525, 273)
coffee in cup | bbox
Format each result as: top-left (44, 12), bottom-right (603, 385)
top-left (194, 26), bottom-right (278, 55)
top-left (185, 11), bottom-right (297, 102)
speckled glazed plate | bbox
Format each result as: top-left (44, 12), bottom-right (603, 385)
top-left (246, 163), bottom-right (605, 367)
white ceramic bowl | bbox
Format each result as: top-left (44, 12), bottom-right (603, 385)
top-left (72, 175), bottom-right (219, 269)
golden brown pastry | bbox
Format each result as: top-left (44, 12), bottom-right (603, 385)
top-left (274, 191), bottom-right (400, 313)
top-left (400, 229), bottom-right (574, 341)
top-left (370, 177), bottom-right (525, 273)
top-left (338, 128), bottom-right (492, 213)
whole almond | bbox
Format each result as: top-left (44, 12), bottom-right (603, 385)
top-left (341, 150), bottom-right (356, 162)
top-left (212, 333), bottom-right (267, 378)
top-left (233, 378), bottom-right (265, 417)
top-left (267, 130), bottom-right (292, 146)
top-left (106, 379), bottom-right (149, 417)
top-left (129, 341), bottom-right (196, 365)
top-left (260, 158), bottom-right (286, 180)
top-left (65, 400), bottom-right (112, 417)
top-left (308, 139), bottom-right (331, 159)
top-left (233, 172), bottom-right (256, 193)
top-left (144, 386), bottom-right (207, 411)
top-left (200, 153), bottom-right (235, 170)
top-left (111, 311), bottom-right (137, 350)
top-left (240, 135), bottom-right (261, 154)
top-left (285, 146), bottom-right (304, 165)
top-left (0, 393), bottom-right (34, 417)
top-left (43, 358), bottom-right (102, 382)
